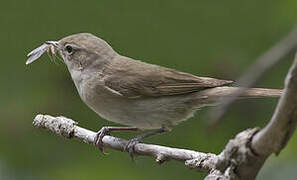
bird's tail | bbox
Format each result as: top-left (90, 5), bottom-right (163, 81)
top-left (196, 86), bottom-right (282, 105)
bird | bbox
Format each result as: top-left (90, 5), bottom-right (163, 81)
top-left (26, 33), bottom-right (282, 157)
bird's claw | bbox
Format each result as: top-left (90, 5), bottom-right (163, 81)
top-left (93, 127), bottom-right (110, 154)
top-left (124, 138), bottom-right (141, 161)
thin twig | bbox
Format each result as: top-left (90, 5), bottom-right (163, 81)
top-left (32, 114), bottom-right (218, 173)
top-left (208, 25), bottom-right (297, 125)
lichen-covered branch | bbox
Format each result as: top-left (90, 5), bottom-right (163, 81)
top-left (32, 114), bottom-right (218, 173)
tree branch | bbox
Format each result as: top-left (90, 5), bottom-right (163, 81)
top-left (213, 53), bottom-right (297, 180)
top-left (32, 114), bottom-right (218, 173)
top-left (252, 52), bottom-right (297, 155)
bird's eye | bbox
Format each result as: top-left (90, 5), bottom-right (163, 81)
top-left (65, 45), bottom-right (73, 54)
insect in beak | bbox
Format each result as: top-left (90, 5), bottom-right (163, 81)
top-left (26, 41), bottom-right (59, 65)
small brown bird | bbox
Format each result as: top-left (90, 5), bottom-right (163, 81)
top-left (26, 33), bottom-right (282, 156)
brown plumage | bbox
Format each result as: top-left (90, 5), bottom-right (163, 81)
top-left (27, 33), bottom-right (283, 154)
top-left (104, 56), bottom-right (233, 98)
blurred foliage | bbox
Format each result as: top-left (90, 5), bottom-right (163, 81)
top-left (1, 0), bottom-right (297, 179)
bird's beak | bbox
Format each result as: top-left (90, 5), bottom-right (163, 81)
top-left (45, 41), bottom-right (59, 48)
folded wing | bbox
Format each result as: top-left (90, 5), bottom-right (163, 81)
top-left (103, 56), bottom-right (233, 98)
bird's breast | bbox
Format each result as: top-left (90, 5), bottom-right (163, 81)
top-left (77, 77), bottom-right (198, 130)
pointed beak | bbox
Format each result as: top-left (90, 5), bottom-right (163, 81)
top-left (45, 41), bottom-right (59, 47)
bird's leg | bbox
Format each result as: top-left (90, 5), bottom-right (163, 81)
top-left (94, 126), bottom-right (139, 154)
top-left (125, 127), bottom-right (168, 160)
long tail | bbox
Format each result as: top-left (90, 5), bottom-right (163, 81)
top-left (196, 86), bottom-right (282, 105)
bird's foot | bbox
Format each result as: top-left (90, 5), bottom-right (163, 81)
top-left (124, 128), bottom-right (168, 160)
top-left (93, 127), bottom-right (111, 154)
top-left (124, 137), bottom-right (142, 161)
top-left (93, 126), bottom-right (139, 154)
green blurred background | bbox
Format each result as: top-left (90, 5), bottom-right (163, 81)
top-left (1, 0), bottom-right (297, 179)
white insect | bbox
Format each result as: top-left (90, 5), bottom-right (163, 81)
top-left (26, 41), bottom-right (58, 65)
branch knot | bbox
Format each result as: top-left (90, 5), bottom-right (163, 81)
top-left (216, 128), bottom-right (260, 178)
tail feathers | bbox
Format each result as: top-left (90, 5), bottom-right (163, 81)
top-left (235, 87), bottom-right (282, 98)
top-left (196, 86), bottom-right (282, 104)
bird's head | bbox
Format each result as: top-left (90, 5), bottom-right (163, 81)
top-left (26, 33), bottom-right (118, 73)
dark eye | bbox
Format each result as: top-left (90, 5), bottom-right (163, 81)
top-left (65, 45), bottom-right (73, 54)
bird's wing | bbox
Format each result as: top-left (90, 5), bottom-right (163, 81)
top-left (103, 57), bottom-right (233, 98)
